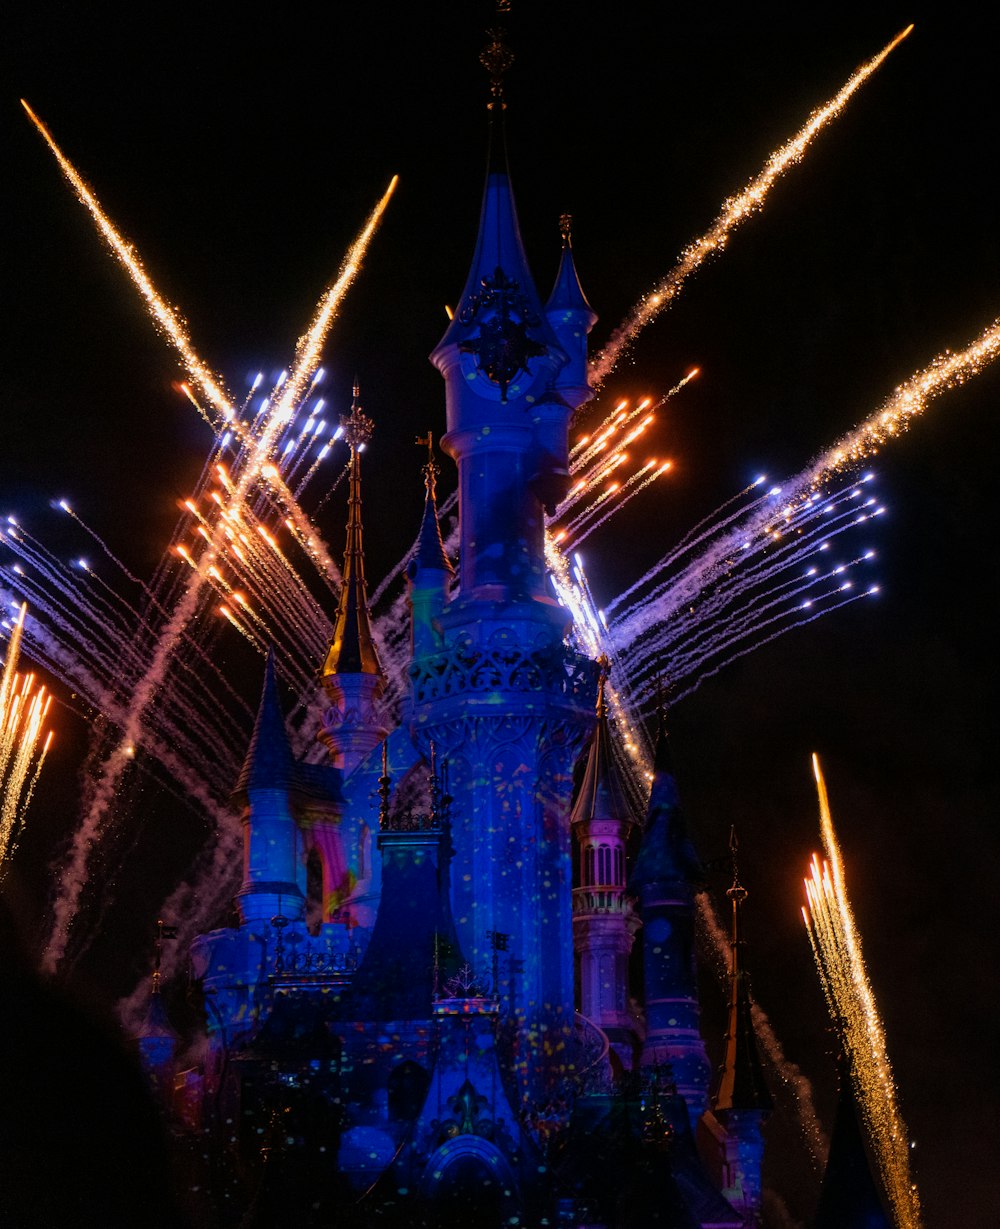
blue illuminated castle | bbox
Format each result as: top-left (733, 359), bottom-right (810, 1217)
top-left (138, 36), bottom-right (887, 1229)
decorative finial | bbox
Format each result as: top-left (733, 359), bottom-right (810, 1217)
top-left (342, 383), bottom-right (374, 453)
top-left (559, 213), bottom-right (573, 247)
top-left (481, 25), bottom-right (514, 109)
top-left (152, 918), bottom-right (178, 994)
top-left (595, 653), bottom-right (610, 719)
top-left (415, 431), bottom-right (440, 483)
top-left (727, 824), bottom-right (748, 903)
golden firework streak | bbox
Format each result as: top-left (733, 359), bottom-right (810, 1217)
top-left (591, 25), bottom-right (913, 384)
top-left (807, 317), bottom-right (1000, 484)
top-left (803, 754), bottom-right (922, 1229)
top-left (21, 100), bottom-right (236, 425)
top-left (41, 172), bottom-right (398, 970)
top-left (1, 605), bottom-right (52, 867)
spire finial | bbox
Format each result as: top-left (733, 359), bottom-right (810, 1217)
top-left (480, 20), bottom-right (514, 110)
top-left (415, 431), bottom-right (440, 485)
top-left (320, 387), bottom-right (382, 678)
top-left (727, 824), bottom-right (746, 902)
top-left (342, 383), bottom-right (373, 453)
top-left (595, 653), bottom-right (610, 719)
top-left (152, 918), bottom-right (178, 995)
top-left (559, 213), bottom-right (573, 248)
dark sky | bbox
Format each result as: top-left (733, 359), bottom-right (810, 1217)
top-left (3, 5), bottom-right (997, 1224)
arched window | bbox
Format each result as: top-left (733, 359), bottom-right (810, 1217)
top-left (585, 845), bottom-right (596, 886)
top-left (614, 846), bottom-right (624, 885)
top-left (598, 845), bottom-right (611, 885)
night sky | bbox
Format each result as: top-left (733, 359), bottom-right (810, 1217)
top-left (3, 5), bottom-right (997, 1224)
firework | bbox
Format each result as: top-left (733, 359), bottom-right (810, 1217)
top-left (806, 317), bottom-right (1000, 485)
top-left (21, 101), bottom-right (235, 426)
top-left (803, 754), bottom-right (922, 1229)
top-left (590, 25), bottom-right (913, 384)
top-left (35, 162), bottom-right (398, 970)
top-left (0, 604), bottom-right (52, 868)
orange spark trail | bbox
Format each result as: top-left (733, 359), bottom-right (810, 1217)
top-left (1, 605), bottom-right (52, 867)
top-left (804, 755), bottom-right (922, 1229)
top-left (21, 100), bottom-right (235, 425)
top-left (590, 25), bottom-right (913, 385)
top-left (43, 176), bottom-right (398, 970)
top-left (806, 316), bottom-right (1000, 485)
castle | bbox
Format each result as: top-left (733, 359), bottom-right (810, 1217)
top-left (137, 38), bottom-right (888, 1229)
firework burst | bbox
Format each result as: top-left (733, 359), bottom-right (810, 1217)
top-left (0, 604), bottom-right (52, 869)
top-left (803, 754), bottom-right (922, 1229)
top-left (590, 25), bottom-right (913, 385)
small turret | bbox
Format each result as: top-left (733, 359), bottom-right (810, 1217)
top-left (408, 433), bottom-right (452, 660)
top-left (136, 921), bottom-right (180, 1103)
top-left (347, 743), bottom-right (458, 1020)
top-left (570, 657), bottom-right (640, 1058)
top-left (545, 214), bottom-right (598, 417)
top-left (319, 387), bottom-right (388, 776)
top-left (709, 829), bottom-right (771, 1220)
top-left (235, 650), bottom-right (305, 926)
top-left (632, 706), bottom-right (712, 1119)
top-left (813, 1061), bottom-right (893, 1229)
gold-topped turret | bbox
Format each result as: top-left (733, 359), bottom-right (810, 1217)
top-left (321, 384), bottom-right (383, 680)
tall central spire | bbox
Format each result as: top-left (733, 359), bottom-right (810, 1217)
top-left (321, 384), bottom-right (382, 679)
top-left (319, 383), bottom-right (387, 777)
top-left (429, 26), bottom-right (570, 599)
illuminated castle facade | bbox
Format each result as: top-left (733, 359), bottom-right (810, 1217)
top-left (134, 54), bottom-right (884, 1229)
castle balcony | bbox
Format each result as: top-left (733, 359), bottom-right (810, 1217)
top-left (572, 885), bottom-right (632, 916)
top-left (269, 928), bottom-right (359, 993)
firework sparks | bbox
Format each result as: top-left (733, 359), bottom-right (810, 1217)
top-left (806, 317), bottom-right (1000, 485)
top-left (21, 100), bottom-right (235, 425)
top-left (0, 604), bottom-right (52, 868)
top-left (803, 754), bottom-right (922, 1229)
top-left (590, 25), bottom-right (913, 384)
top-left (607, 310), bottom-right (1000, 707)
top-left (39, 172), bottom-right (398, 971)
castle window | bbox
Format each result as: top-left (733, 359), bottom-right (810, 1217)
top-left (614, 846), bottom-right (624, 885)
top-left (584, 845), bottom-right (596, 886)
top-left (598, 844), bottom-right (611, 885)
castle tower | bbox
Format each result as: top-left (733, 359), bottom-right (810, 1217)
top-left (136, 926), bottom-right (180, 1105)
top-left (570, 658), bottom-right (640, 1062)
top-left (412, 35), bottom-right (596, 1115)
top-left (319, 387), bottom-right (388, 777)
top-left (706, 830), bottom-right (772, 1222)
top-left (813, 1061), bottom-right (893, 1229)
top-left (631, 709), bottom-right (713, 1120)
top-left (408, 434), bottom-right (453, 661)
top-left (234, 649), bottom-right (305, 928)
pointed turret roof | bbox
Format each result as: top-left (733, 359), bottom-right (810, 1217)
top-left (413, 436), bottom-right (452, 576)
top-left (430, 42), bottom-right (564, 395)
top-left (432, 121), bottom-right (555, 356)
top-left (570, 659), bottom-right (635, 827)
top-left (233, 652), bottom-right (343, 805)
top-left (321, 387), bottom-right (383, 679)
top-left (630, 709), bottom-right (703, 890)
top-left (234, 649), bottom-right (296, 799)
top-left (138, 979), bottom-right (178, 1044)
top-left (713, 837), bottom-right (772, 1115)
top-left (546, 215), bottom-right (597, 322)
top-left (813, 1065), bottom-right (893, 1229)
